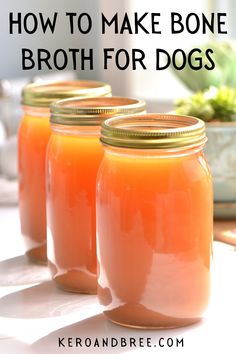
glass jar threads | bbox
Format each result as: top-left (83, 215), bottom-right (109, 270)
top-left (97, 113), bottom-right (213, 328)
top-left (18, 80), bottom-right (111, 263)
top-left (47, 97), bottom-right (146, 293)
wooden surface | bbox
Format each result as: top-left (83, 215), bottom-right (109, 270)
top-left (214, 220), bottom-right (236, 247)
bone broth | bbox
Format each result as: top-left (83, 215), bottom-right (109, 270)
top-left (47, 97), bottom-right (146, 292)
top-left (18, 80), bottom-right (111, 263)
top-left (96, 114), bottom-right (213, 328)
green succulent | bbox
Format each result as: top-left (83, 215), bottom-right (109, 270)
top-left (173, 41), bottom-right (236, 92)
top-left (175, 86), bottom-right (236, 122)
top-left (176, 92), bottom-right (214, 122)
top-left (210, 86), bottom-right (236, 121)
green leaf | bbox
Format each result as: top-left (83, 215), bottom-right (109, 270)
top-left (175, 86), bottom-right (236, 122)
top-left (172, 41), bottom-right (236, 92)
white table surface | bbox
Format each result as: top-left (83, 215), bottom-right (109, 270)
top-left (0, 206), bottom-right (236, 354)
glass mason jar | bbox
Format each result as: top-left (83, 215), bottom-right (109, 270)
top-left (18, 80), bottom-right (111, 264)
top-left (46, 97), bottom-right (146, 293)
top-left (97, 114), bottom-right (213, 328)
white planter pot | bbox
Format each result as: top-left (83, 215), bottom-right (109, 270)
top-left (205, 122), bottom-right (236, 218)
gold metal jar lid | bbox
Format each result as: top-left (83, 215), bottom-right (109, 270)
top-left (101, 113), bottom-right (206, 149)
top-left (50, 97), bottom-right (146, 126)
top-left (22, 80), bottom-right (112, 107)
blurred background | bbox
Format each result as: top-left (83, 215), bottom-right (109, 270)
top-left (0, 0), bottom-right (236, 216)
top-left (1, 0), bottom-right (234, 105)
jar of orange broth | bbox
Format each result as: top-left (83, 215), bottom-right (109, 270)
top-left (18, 80), bottom-right (111, 264)
top-left (47, 97), bottom-right (146, 293)
top-left (97, 113), bottom-right (213, 328)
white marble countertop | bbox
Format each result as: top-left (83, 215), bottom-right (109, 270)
top-left (0, 206), bottom-right (236, 354)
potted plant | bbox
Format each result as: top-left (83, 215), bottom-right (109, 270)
top-left (173, 41), bottom-right (236, 219)
top-left (175, 89), bottom-right (236, 219)
top-left (173, 41), bottom-right (236, 218)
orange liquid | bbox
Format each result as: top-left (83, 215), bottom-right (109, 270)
top-left (18, 112), bottom-right (51, 263)
top-left (97, 147), bottom-right (213, 328)
top-left (47, 129), bottom-right (103, 293)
